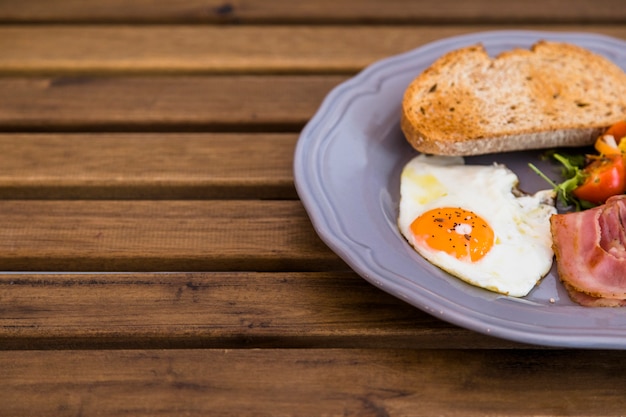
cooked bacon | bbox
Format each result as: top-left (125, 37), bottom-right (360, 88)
top-left (551, 195), bottom-right (626, 305)
top-left (597, 196), bottom-right (626, 259)
top-left (563, 282), bottom-right (626, 307)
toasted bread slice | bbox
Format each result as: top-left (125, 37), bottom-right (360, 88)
top-left (401, 40), bottom-right (626, 156)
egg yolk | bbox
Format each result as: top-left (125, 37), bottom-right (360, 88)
top-left (410, 207), bottom-right (494, 262)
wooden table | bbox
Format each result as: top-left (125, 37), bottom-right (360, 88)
top-left (1, 1), bottom-right (626, 415)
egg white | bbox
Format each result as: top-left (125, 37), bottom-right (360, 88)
top-left (398, 154), bottom-right (556, 297)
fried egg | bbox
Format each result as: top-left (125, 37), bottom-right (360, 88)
top-left (398, 154), bottom-right (556, 297)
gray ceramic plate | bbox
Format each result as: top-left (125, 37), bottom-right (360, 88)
top-left (294, 30), bottom-right (626, 348)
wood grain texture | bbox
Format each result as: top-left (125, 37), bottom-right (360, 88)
top-left (0, 200), bottom-right (345, 271)
top-left (0, 0), bottom-right (624, 23)
top-left (0, 133), bottom-right (297, 199)
top-left (2, 348), bottom-right (626, 416)
top-left (1, 25), bottom-right (625, 75)
top-left (0, 272), bottom-right (522, 349)
top-left (0, 76), bottom-right (345, 132)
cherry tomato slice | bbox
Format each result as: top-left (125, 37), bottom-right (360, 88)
top-left (572, 154), bottom-right (626, 205)
top-left (606, 120), bottom-right (626, 141)
top-left (594, 120), bottom-right (626, 156)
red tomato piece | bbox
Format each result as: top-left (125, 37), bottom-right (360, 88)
top-left (572, 155), bottom-right (626, 205)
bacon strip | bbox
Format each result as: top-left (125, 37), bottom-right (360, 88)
top-left (551, 195), bottom-right (626, 305)
top-left (563, 282), bottom-right (626, 307)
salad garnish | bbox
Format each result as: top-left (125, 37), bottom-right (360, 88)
top-left (530, 120), bottom-right (626, 211)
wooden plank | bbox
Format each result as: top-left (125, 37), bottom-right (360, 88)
top-left (0, 75), bottom-right (345, 132)
top-left (2, 348), bottom-right (626, 416)
top-left (0, 200), bottom-right (345, 271)
top-left (0, 272), bottom-right (520, 349)
top-left (0, 133), bottom-right (297, 199)
top-left (0, 0), bottom-right (624, 23)
top-left (1, 25), bottom-right (626, 75)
